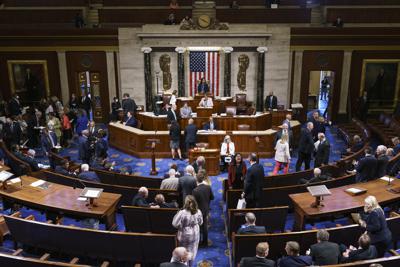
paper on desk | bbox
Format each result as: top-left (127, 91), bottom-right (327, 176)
top-left (77, 197), bottom-right (87, 201)
top-left (30, 180), bottom-right (46, 187)
top-left (0, 171), bottom-right (13, 182)
top-left (347, 188), bottom-right (363, 194)
top-left (8, 177), bottom-right (21, 184)
top-left (85, 189), bottom-right (99, 198)
top-left (380, 176), bottom-right (394, 183)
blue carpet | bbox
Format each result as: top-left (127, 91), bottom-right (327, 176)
top-left (1, 126), bottom-right (347, 266)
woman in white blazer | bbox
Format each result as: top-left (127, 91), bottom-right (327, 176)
top-left (273, 134), bottom-right (291, 174)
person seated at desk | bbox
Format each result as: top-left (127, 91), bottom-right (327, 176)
top-left (167, 104), bottom-right (180, 124)
top-left (220, 135), bottom-right (235, 171)
top-left (154, 193), bottom-right (178, 208)
top-left (197, 78), bottom-right (209, 94)
top-left (23, 149), bottom-right (41, 172)
top-left (131, 186), bottom-right (160, 208)
top-left (180, 102), bottom-right (192, 118)
top-left (299, 168), bottom-right (331, 184)
top-left (353, 147), bottom-right (378, 183)
top-left (55, 159), bottom-right (77, 177)
top-left (277, 241), bottom-right (312, 267)
top-left (78, 163), bottom-right (100, 182)
top-left (343, 135), bottom-right (364, 156)
top-left (91, 157), bottom-right (116, 172)
top-left (309, 229), bottom-right (340, 265)
top-left (237, 212), bottom-right (266, 235)
top-left (203, 116), bottom-right (217, 131)
top-left (124, 111), bottom-right (137, 128)
top-left (184, 118), bottom-right (197, 154)
top-left (41, 127), bottom-right (58, 156)
top-left (240, 242), bottom-right (275, 267)
top-left (341, 234), bottom-right (377, 263)
top-left (199, 95), bottom-right (213, 108)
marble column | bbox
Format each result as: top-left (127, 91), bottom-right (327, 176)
top-left (256, 47), bottom-right (268, 112)
top-left (339, 50), bottom-right (353, 117)
top-left (106, 52), bottom-right (117, 105)
top-left (292, 50), bottom-right (304, 103)
top-left (223, 47), bottom-right (233, 97)
top-left (142, 47), bottom-right (153, 111)
top-left (57, 52), bottom-right (69, 104)
top-left (175, 47), bottom-right (185, 97)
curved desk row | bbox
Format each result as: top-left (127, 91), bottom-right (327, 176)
top-left (108, 121), bottom-right (300, 159)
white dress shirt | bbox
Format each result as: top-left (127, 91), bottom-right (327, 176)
top-left (220, 142), bottom-right (235, 156)
top-left (199, 98), bottom-right (213, 108)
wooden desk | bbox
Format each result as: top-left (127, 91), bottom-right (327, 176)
top-left (0, 164), bottom-right (11, 172)
top-left (0, 175), bottom-right (120, 230)
top-left (290, 178), bottom-right (400, 230)
top-left (189, 149), bottom-right (220, 176)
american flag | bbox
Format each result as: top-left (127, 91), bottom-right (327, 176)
top-left (189, 51), bottom-right (220, 96)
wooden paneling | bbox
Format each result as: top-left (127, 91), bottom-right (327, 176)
top-left (4, 0), bottom-right (86, 6)
top-left (66, 51), bottom-right (110, 122)
top-left (215, 0), bottom-right (303, 5)
top-left (103, 0), bottom-right (192, 6)
top-left (0, 10), bottom-right (82, 24)
top-left (99, 9), bottom-right (190, 25)
top-left (348, 50), bottom-right (400, 116)
top-left (323, 0), bottom-right (400, 5)
top-left (0, 51), bottom-right (61, 101)
top-left (299, 51), bottom-right (344, 122)
top-left (216, 8), bottom-right (311, 23)
top-left (327, 8), bottom-right (400, 23)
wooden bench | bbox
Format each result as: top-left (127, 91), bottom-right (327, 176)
top-left (232, 213), bottom-right (400, 264)
top-left (0, 141), bottom-right (32, 176)
top-left (94, 168), bottom-right (162, 189)
top-left (368, 113), bottom-right (400, 146)
top-left (4, 215), bottom-right (177, 265)
top-left (38, 170), bottom-right (178, 207)
top-left (227, 206), bottom-right (288, 241)
top-left (3, 0), bottom-right (86, 7)
top-left (121, 205), bottom-right (178, 234)
top-left (216, 8), bottom-right (312, 23)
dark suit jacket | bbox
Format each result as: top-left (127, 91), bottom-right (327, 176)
top-left (160, 262), bottom-right (187, 267)
top-left (310, 241), bottom-right (340, 265)
top-left (356, 155), bottom-right (378, 182)
top-left (41, 132), bottom-right (58, 153)
top-left (131, 193), bottom-right (150, 207)
top-left (3, 121), bottom-right (22, 145)
top-left (169, 123), bottom-right (181, 142)
top-left (237, 225), bottom-right (266, 235)
top-left (375, 154), bottom-right (389, 178)
top-left (184, 124), bottom-right (197, 143)
top-left (23, 156), bottom-right (40, 172)
top-left (298, 128), bottom-right (314, 155)
top-left (314, 139), bottom-right (330, 166)
top-left (277, 255), bottom-right (312, 267)
top-left (197, 83), bottom-right (209, 94)
top-left (240, 256), bottom-right (275, 267)
top-left (8, 98), bottom-right (21, 116)
top-left (178, 175), bottom-right (197, 202)
top-left (78, 135), bottom-right (89, 161)
top-left (265, 95), bottom-right (278, 109)
top-left (342, 246), bottom-right (377, 263)
top-left (78, 171), bottom-right (100, 182)
top-left (365, 209), bottom-right (392, 244)
top-left (192, 183), bottom-right (214, 216)
top-left (55, 165), bottom-right (72, 177)
top-left (167, 109), bottom-right (180, 123)
top-left (203, 121), bottom-right (218, 131)
top-left (244, 163), bottom-right (264, 203)
top-left (125, 117), bottom-right (137, 128)
top-left (122, 98), bottom-right (137, 113)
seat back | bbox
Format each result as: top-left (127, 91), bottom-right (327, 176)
top-left (94, 168), bottom-right (162, 188)
top-left (235, 94), bottom-right (247, 106)
top-left (0, 252), bottom-right (91, 267)
top-left (162, 94), bottom-right (171, 106)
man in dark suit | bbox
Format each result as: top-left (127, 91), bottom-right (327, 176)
top-left (240, 242), bottom-right (275, 267)
top-left (167, 104), bottom-right (180, 124)
top-left (348, 135), bottom-right (364, 154)
top-left (122, 93), bottom-right (138, 114)
top-left (243, 153), bottom-right (264, 208)
top-left (264, 91), bottom-right (278, 110)
top-left (55, 160), bottom-right (75, 177)
top-left (78, 163), bottom-right (100, 182)
top-left (124, 111), bottom-right (137, 128)
top-left (184, 118), bottom-right (197, 153)
top-left (81, 93), bottom-right (92, 117)
top-left (178, 165), bottom-right (197, 206)
top-left (355, 147), bottom-right (378, 182)
top-left (314, 133), bottom-right (330, 167)
top-left (295, 122), bottom-right (315, 171)
top-left (375, 145), bottom-right (389, 178)
top-left (160, 247), bottom-right (189, 267)
top-left (154, 194), bottom-right (178, 208)
top-left (237, 212), bottom-right (266, 234)
top-left (131, 187), bottom-right (152, 207)
top-left (299, 167), bottom-right (331, 185)
top-left (3, 117), bottom-right (22, 147)
top-left (8, 94), bottom-right (22, 116)
top-left (203, 116), bottom-right (217, 131)
top-left (341, 234), bottom-right (377, 263)
top-left (23, 149), bottom-right (40, 172)
top-left (192, 171), bottom-right (214, 247)
top-left (41, 127), bottom-right (58, 156)
top-left (78, 130), bottom-right (90, 163)
top-left (310, 229), bottom-right (340, 265)
top-left (278, 241), bottom-right (312, 267)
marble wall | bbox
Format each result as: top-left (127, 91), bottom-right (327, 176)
top-left (118, 24), bottom-right (291, 108)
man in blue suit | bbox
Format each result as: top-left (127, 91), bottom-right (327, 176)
top-left (237, 212), bottom-right (266, 235)
top-left (124, 111), bottom-right (137, 128)
top-left (278, 241), bottom-right (312, 267)
top-left (355, 147), bottom-right (378, 182)
top-left (41, 128), bottom-right (58, 156)
top-left (184, 118), bottom-right (197, 153)
top-left (203, 116), bottom-right (217, 131)
top-left (78, 163), bottom-right (100, 182)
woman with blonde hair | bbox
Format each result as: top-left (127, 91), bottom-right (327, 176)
top-left (273, 134), bottom-right (291, 174)
top-left (359, 195), bottom-right (392, 258)
top-left (172, 195), bottom-right (203, 266)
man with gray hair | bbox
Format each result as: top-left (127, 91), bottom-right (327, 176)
top-left (23, 149), bottom-right (40, 171)
top-left (375, 145), bottom-right (389, 178)
top-left (310, 229), bottom-right (340, 265)
top-left (295, 122), bottom-right (314, 171)
top-left (299, 167), bottom-right (330, 185)
top-left (78, 129), bottom-right (89, 163)
top-left (237, 212), bottom-right (266, 235)
top-left (160, 246), bottom-right (189, 267)
top-left (178, 165), bottom-right (197, 205)
top-left (314, 132), bottom-right (330, 167)
top-left (240, 242), bottom-right (275, 267)
top-left (161, 168), bottom-right (179, 190)
top-left (192, 155), bottom-right (205, 173)
top-left (184, 118), bottom-right (198, 156)
top-left (78, 163), bottom-right (99, 182)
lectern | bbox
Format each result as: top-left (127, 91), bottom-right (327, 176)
top-left (307, 185), bottom-right (331, 208)
top-left (146, 138), bottom-right (160, 175)
top-left (80, 187), bottom-right (103, 208)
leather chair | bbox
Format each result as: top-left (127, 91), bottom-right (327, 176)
top-left (237, 124), bottom-right (250, 131)
top-left (225, 106), bottom-right (237, 116)
top-left (162, 94), bottom-right (172, 106)
top-left (246, 106), bottom-right (256, 115)
top-left (236, 94), bottom-right (249, 115)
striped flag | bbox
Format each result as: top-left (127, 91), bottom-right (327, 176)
top-left (189, 51), bottom-right (220, 96)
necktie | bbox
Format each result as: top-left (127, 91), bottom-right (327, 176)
top-left (227, 143), bottom-right (230, 154)
top-left (270, 96), bottom-right (273, 107)
top-left (173, 110), bottom-right (177, 120)
top-left (204, 100), bottom-right (207, 107)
